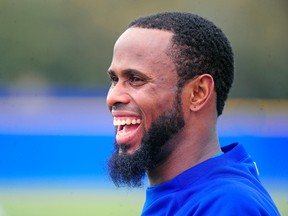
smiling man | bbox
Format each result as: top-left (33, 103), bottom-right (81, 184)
top-left (106, 12), bottom-right (280, 215)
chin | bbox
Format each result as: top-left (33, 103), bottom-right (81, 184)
top-left (119, 142), bottom-right (141, 155)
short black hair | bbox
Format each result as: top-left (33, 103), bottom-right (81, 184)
top-left (128, 12), bottom-right (234, 116)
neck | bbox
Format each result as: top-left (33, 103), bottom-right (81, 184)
top-left (147, 128), bottom-right (221, 186)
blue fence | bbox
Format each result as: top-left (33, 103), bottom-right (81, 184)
top-left (1, 135), bottom-right (287, 183)
top-left (0, 95), bottom-right (287, 190)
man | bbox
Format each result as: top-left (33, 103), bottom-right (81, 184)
top-left (106, 12), bottom-right (280, 215)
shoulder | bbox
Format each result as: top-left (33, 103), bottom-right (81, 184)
top-left (177, 179), bottom-right (280, 216)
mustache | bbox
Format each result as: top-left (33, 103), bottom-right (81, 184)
top-left (112, 103), bottom-right (142, 114)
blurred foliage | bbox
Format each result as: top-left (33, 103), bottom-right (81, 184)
top-left (0, 0), bottom-right (287, 98)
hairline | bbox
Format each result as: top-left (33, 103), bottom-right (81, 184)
top-left (127, 26), bottom-right (188, 88)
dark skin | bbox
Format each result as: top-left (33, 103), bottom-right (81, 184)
top-left (107, 27), bottom-right (221, 186)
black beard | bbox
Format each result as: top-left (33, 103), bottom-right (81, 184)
top-left (107, 95), bottom-right (185, 188)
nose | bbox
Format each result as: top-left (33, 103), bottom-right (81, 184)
top-left (106, 82), bottom-right (130, 111)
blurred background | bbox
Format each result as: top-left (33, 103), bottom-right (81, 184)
top-left (0, 0), bottom-right (287, 215)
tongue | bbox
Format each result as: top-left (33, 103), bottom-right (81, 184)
top-left (123, 124), bottom-right (139, 133)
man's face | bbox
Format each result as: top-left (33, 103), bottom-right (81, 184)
top-left (106, 28), bottom-right (185, 187)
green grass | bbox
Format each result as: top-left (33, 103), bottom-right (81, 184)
top-left (0, 188), bottom-right (286, 216)
top-left (0, 188), bottom-right (145, 216)
top-left (271, 193), bottom-right (288, 216)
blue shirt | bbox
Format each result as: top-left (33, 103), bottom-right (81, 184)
top-left (141, 143), bottom-right (280, 215)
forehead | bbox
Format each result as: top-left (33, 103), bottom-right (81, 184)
top-left (110, 27), bottom-right (175, 75)
top-left (114, 27), bottom-right (173, 52)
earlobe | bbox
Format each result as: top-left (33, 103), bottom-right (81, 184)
top-left (189, 74), bottom-right (214, 112)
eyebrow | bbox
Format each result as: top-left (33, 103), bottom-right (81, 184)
top-left (107, 68), bottom-right (148, 78)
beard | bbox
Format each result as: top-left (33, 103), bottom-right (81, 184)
top-left (107, 94), bottom-right (185, 188)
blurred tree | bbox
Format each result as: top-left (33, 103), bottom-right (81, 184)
top-left (0, 0), bottom-right (287, 98)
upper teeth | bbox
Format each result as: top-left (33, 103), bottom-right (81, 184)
top-left (113, 118), bottom-right (141, 126)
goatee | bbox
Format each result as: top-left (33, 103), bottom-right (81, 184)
top-left (107, 96), bottom-right (185, 187)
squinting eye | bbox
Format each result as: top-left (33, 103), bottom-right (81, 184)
top-left (129, 76), bottom-right (146, 87)
top-left (109, 76), bottom-right (118, 84)
top-left (130, 77), bottom-right (143, 82)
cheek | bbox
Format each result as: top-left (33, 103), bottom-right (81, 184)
top-left (139, 94), bottom-right (176, 129)
top-left (140, 100), bottom-right (159, 128)
top-left (133, 81), bottom-right (178, 126)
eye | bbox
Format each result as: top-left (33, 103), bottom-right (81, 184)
top-left (130, 76), bottom-right (142, 82)
top-left (129, 76), bottom-right (145, 86)
top-left (109, 75), bottom-right (118, 85)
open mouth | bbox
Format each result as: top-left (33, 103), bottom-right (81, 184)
top-left (113, 117), bottom-right (142, 145)
top-left (114, 117), bottom-right (141, 136)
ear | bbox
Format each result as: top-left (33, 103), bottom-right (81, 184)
top-left (187, 74), bottom-right (215, 112)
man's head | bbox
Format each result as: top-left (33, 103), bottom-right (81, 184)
top-left (128, 12), bottom-right (234, 116)
top-left (106, 12), bottom-right (234, 187)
